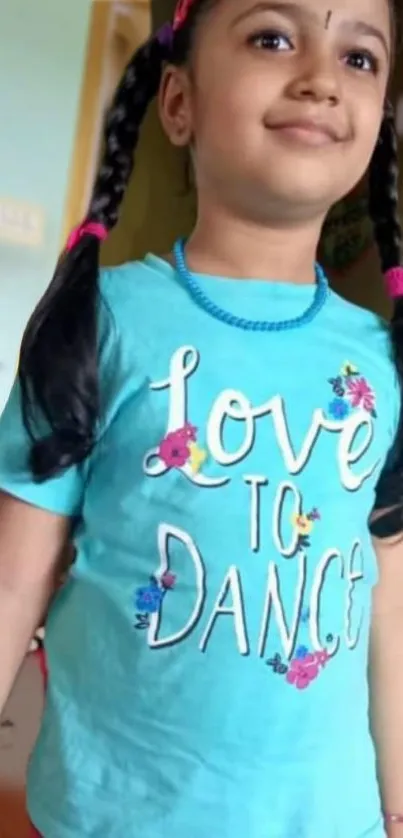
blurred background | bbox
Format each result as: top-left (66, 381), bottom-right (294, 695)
top-left (0, 1), bottom-right (402, 834)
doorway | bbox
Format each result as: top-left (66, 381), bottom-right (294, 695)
top-left (62, 0), bottom-right (152, 244)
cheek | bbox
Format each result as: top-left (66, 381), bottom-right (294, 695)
top-left (193, 69), bottom-right (270, 147)
top-left (352, 98), bottom-right (384, 158)
top-left (335, 97), bottom-right (383, 189)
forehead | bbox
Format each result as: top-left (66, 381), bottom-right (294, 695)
top-left (199, 0), bottom-right (392, 37)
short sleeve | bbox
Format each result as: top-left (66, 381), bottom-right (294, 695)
top-left (0, 263), bottom-right (148, 518)
top-left (0, 380), bottom-right (85, 517)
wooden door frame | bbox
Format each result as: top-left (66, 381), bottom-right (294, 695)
top-left (61, 0), bottom-right (151, 245)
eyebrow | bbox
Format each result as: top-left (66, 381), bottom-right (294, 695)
top-left (231, 1), bottom-right (308, 26)
top-left (231, 1), bottom-right (390, 59)
top-left (344, 21), bottom-right (390, 60)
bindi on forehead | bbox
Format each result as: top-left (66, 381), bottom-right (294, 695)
top-left (325, 10), bottom-right (333, 29)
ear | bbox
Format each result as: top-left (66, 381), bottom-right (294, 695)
top-left (158, 65), bottom-right (194, 147)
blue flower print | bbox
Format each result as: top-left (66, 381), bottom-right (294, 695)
top-left (296, 645), bottom-right (309, 660)
top-left (328, 397), bottom-right (350, 420)
top-left (135, 582), bottom-right (164, 614)
top-left (134, 573), bottom-right (177, 634)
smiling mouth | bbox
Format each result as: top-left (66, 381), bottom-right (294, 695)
top-left (267, 120), bottom-right (344, 147)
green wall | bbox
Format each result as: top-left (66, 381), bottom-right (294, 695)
top-left (0, 0), bottom-right (91, 409)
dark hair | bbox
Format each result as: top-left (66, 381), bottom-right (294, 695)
top-left (19, 0), bottom-right (403, 534)
top-left (18, 3), bottom-right (210, 480)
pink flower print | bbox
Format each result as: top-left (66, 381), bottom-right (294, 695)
top-left (286, 654), bottom-right (319, 690)
top-left (158, 431), bottom-right (190, 469)
top-left (346, 377), bottom-right (375, 413)
top-left (314, 649), bottom-right (330, 668)
top-left (181, 422), bottom-right (198, 442)
top-left (161, 572), bottom-right (176, 590)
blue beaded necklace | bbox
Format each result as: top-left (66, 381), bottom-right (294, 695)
top-left (173, 238), bottom-right (329, 332)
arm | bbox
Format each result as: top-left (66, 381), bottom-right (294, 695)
top-left (0, 490), bottom-right (71, 714)
top-left (371, 529), bottom-right (403, 838)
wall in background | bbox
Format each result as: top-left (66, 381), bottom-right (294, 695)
top-left (0, 0), bottom-right (91, 411)
top-left (101, 0), bottom-right (196, 266)
top-left (0, 1), bottom-right (91, 824)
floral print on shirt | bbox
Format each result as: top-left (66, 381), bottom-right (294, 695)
top-left (266, 498), bottom-right (336, 689)
top-left (158, 423), bottom-right (208, 474)
top-left (328, 361), bottom-right (377, 420)
top-left (134, 573), bottom-right (176, 630)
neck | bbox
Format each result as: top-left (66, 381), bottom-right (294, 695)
top-left (185, 202), bottom-right (326, 284)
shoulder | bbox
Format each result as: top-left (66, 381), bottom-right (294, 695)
top-left (328, 290), bottom-right (390, 340)
top-left (95, 255), bottom-right (183, 420)
top-left (326, 291), bottom-right (394, 370)
top-left (321, 291), bottom-right (398, 431)
top-left (97, 253), bottom-right (187, 366)
top-left (98, 253), bottom-right (181, 323)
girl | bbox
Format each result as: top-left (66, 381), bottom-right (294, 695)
top-left (0, 0), bottom-right (402, 835)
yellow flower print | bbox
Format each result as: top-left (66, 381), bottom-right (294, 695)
top-left (340, 361), bottom-right (359, 377)
top-left (188, 442), bottom-right (207, 474)
top-left (291, 513), bottom-right (313, 536)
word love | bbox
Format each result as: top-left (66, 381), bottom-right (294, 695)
top-left (143, 346), bottom-right (378, 492)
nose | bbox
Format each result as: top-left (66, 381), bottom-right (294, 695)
top-left (287, 51), bottom-right (341, 108)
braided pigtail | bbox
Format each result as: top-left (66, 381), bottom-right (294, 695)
top-left (368, 104), bottom-right (403, 537)
top-left (19, 32), bottom-right (170, 481)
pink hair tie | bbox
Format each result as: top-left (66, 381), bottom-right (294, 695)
top-left (173, 0), bottom-right (195, 29)
top-left (66, 221), bottom-right (108, 252)
top-left (384, 266), bottom-right (403, 299)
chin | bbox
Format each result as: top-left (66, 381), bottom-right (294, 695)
top-left (255, 164), bottom-right (353, 216)
top-left (263, 141), bottom-right (363, 203)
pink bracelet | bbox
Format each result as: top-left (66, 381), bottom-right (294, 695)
top-left (385, 812), bottom-right (403, 824)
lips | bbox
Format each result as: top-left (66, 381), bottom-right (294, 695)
top-left (267, 118), bottom-right (344, 144)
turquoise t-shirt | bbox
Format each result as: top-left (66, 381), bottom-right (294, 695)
top-left (0, 255), bottom-right (399, 838)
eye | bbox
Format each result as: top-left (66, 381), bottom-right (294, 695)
top-left (248, 29), bottom-right (294, 51)
top-left (344, 50), bottom-right (379, 74)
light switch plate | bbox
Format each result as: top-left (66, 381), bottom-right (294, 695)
top-left (0, 198), bottom-right (44, 246)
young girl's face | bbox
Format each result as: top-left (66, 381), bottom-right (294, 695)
top-left (161, 0), bottom-right (392, 224)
